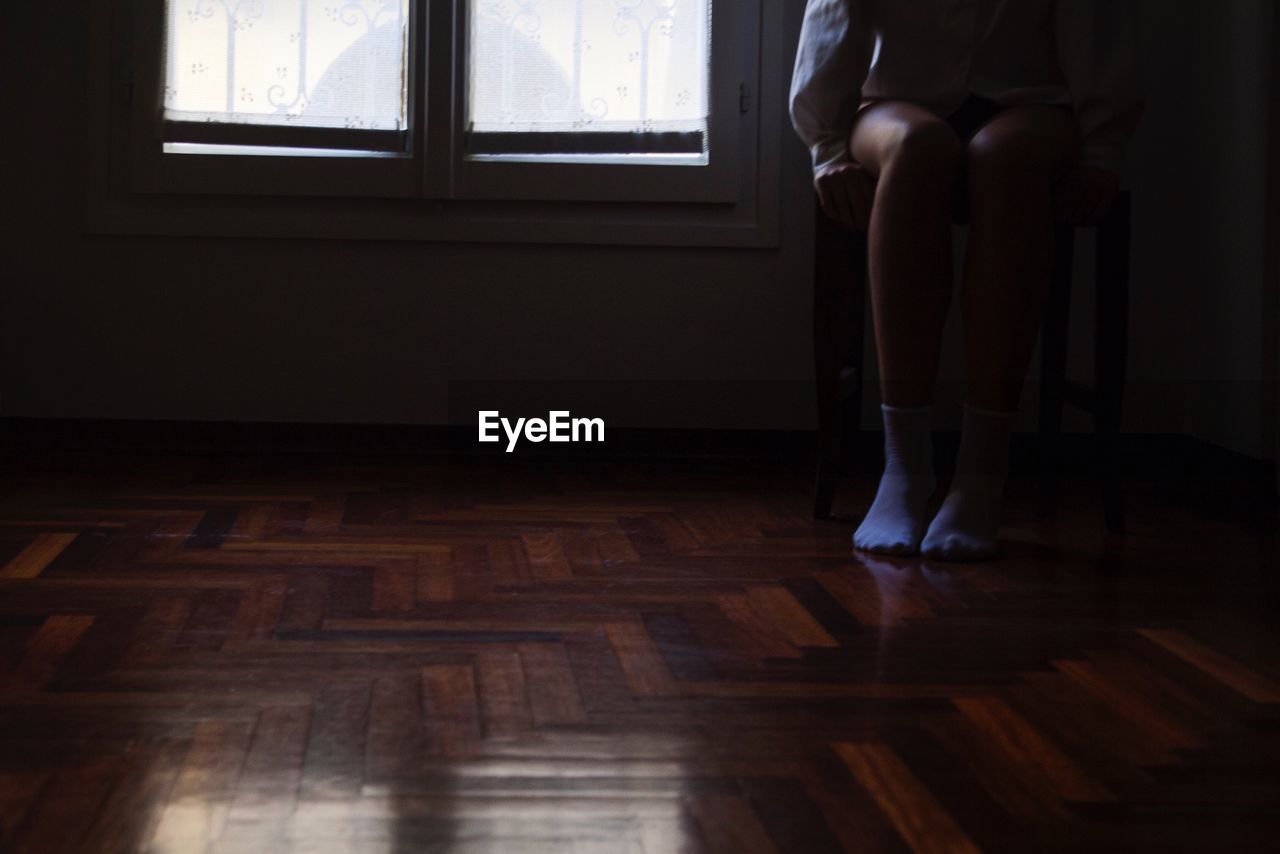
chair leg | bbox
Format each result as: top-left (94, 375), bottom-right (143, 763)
top-left (813, 203), bottom-right (868, 520)
top-left (813, 202), bottom-right (844, 519)
top-left (839, 237), bottom-right (869, 479)
top-left (1095, 193), bottom-right (1131, 534)
top-left (1039, 225), bottom-right (1075, 498)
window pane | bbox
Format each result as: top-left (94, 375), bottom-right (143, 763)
top-left (468, 0), bottom-right (711, 151)
top-left (164, 1), bottom-right (409, 131)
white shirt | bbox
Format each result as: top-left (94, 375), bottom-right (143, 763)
top-left (790, 0), bottom-right (1144, 176)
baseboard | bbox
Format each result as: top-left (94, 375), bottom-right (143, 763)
top-left (0, 416), bottom-right (1275, 498)
top-left (0, 416), bottom-right (812, 462)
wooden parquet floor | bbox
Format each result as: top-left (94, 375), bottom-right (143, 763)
top-left (0, 449), bottom-right (1277, 853)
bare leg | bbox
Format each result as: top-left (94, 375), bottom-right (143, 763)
top-left (961, 106), bottom-right (1078, 412)
top-left (922, 106), bottom-right (1077, 561)
top-left (848, 102), bottom-right (961, 555)
top-left (851, 102), bottom-right (963, 409)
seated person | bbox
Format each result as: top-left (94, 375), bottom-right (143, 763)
top-left (791, 0), bottom-right (1144, 560)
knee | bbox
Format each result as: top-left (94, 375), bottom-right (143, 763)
top-left (882, 120), bottom-right (962, 180)
top-left (966, 128), bottom-right (1064, 190)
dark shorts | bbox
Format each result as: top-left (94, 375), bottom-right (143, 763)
top-left (857, 94), bottom-right (1073, 143)
top-left (944, 94), bottom-right (1007, 142)
top-left (856, 94), bottom-right (1072, 222)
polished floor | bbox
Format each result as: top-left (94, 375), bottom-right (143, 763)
top-left (0, 449), bottom-right (1277, 853)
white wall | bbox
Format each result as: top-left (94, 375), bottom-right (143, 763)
top-left (1268, 6), bottom-right (1280, 484)
top-left (2, 1), bottom-right (1275, 462)
top-left (1127, 0), bottom-right (1276, 457)
top-left (3, 1), bottom-right (818, 432)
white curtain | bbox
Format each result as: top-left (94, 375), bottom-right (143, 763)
top-left (164, 1), bottom-right (409, 131)
top-left (468, 0), bottom-right (711, 135)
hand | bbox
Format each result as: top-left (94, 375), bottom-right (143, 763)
top-left (814, 161), bottom-right (876, 232)
top-left (1055, 165), bottom-right (1120, 225)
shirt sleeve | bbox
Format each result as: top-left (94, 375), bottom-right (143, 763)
top-left (1055, 0), bottom-right (1145, 174)
top-left (789, 0), bottom-right (877, 176)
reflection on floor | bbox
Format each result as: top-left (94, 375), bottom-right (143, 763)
top-left (0, 450), bottom-right (1276, 852)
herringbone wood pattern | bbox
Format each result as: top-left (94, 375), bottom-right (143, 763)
top-left (0, 450), bottom-right (1277, 853)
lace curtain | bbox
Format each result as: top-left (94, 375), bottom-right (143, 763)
top-left (468, 0), bottom-right (711, 136)
top-left (162, 1), bottom-right (711, 140)
top-left (163, 1), bottom-right (410, 131)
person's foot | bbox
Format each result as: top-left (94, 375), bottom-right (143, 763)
top-left (920, 475), bottom-right (1004, 560)
top-left (852, 404), bottom-right (935, 556)
top-left (920, 405), bottom-right (1012, 562)
top-left (853, 469), bottom-right (936, 555)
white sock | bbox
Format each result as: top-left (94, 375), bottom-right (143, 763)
top-left (853, 404), bottom-right (936, 556)
top-left (921, 404), bottom-right (1013, 561)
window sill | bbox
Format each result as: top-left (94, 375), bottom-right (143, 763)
top-left (84, 193), bottom-right (780, 250)
top-left (162, 143), bottom-right (408, 159)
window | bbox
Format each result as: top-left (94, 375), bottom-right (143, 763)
top-left (162, 1), bottom-right (412, 151)
top-left (91, 0), bottom-right (784, 246)
top-left (467, 0), bottom-right (709, 162)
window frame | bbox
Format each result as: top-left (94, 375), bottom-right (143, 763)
top-left (129, 0), bottom-right (425, 198)
top-left (449, 0), bottom-right (749, 204)
top-left (88, 0), bottom-right (784, 248)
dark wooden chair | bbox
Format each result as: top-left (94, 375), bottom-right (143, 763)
top-left (813, 191), bottom-right (1131, 532)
